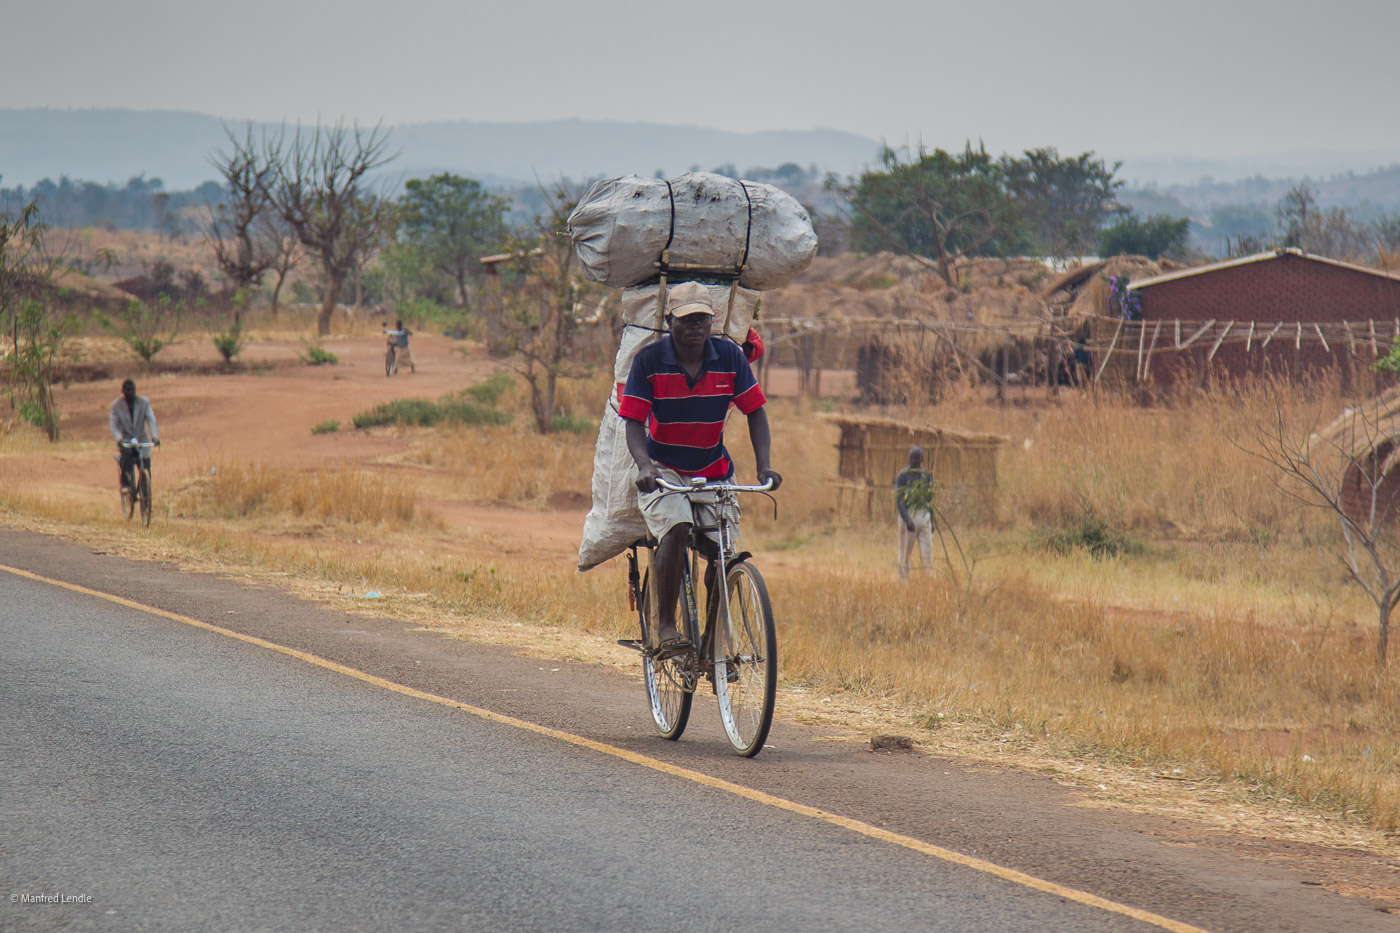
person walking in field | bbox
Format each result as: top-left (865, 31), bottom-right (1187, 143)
top-left (895, 446), bottom-right (934, 580)
top-left (620, 282), bottom-right (782, 659)
top-left (388, 318), bottom-right (415, 373)
top-left (109, 378), bottom-right (159, 491)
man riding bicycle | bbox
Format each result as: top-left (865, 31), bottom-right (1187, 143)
top-left (619, 282), bottom-right (782, 659)
top-left (109, 378), bottom-right (159, 489)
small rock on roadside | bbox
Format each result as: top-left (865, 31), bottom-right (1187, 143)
top-left (871, 734), bottom-right (914, 752)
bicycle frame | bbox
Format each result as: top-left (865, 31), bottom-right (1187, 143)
top-left (119, 439), bottom-right (156, 524)
top-left (625, 475), bottom-right (779, 754)
top-left (625, 477), bottom-right (774, 666)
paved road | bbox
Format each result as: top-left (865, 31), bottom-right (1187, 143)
top-left (1, 566), bottom-right (1147, 932)
top-left (0, 529), bottom-right (1393, 933)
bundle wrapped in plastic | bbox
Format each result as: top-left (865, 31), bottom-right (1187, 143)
top-left (568, 172), bottom-right (817, 291)
top-left (577, 283), bottom-right (761, 571)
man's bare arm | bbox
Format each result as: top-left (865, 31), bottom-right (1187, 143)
top-left (625, 418), bottom-right (660, 492)
top-left (746, 407), bottom-right (782, 490)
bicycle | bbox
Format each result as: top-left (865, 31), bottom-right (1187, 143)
top-left (118, 438), bottom-right (156, 526)
top-left (383, 330), bottom-right (401, 376)
top-left (619, 476), bottom-right (778, 757)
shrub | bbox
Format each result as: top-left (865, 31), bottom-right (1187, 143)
top-left (353, 398), bottom-right (442, 429)
top-left (1038, 502), bottom-right (1145, 559)
top-left (549, 410), bottom-right (594, 434)
top-left (464, 372), bottom-right (514, 406)
top-left (352, 396), bottom-right (511, 429)
top-left (311, 419), bottom-right (340, 435)
top-left (212, 319), bottom-right (246, 362)
top-left (299, 343), bottom-right (339, 366)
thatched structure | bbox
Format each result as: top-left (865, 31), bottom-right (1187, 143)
top-left (820, 413), bottom-right (1007, 523)
top-left (752, 253), bottom-right (1078, 398)
top-left (1312, 386), bottom-right (1400, 529)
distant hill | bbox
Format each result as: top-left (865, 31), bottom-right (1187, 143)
top-left (0, 108), bottom-right (882, 190)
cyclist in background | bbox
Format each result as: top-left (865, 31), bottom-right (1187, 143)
top-left (109, 378), bottom-right (159, 491)
top-left (620, 282), bottom-right (781, 659)
top-left (387, 318), bottom-right (415, 373)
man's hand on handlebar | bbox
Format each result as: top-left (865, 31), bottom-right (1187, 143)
top-left (757, 467), bottom-right (783, 491)
top-left (635, 462), bottom-right (660, 494)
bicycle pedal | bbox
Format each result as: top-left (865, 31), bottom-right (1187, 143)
top-left (616, 639), bottom-right (645, 653)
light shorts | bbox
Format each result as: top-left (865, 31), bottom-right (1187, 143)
top-left (638, 466), bottom-right (742, 550)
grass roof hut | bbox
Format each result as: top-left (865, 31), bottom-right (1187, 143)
top-left (1040, 256), bottom-right (1168, 385)
top-left (820, 413), bottom-right (1007, 523)
top-left (756, 254), bottom-right (1057, 399)
top-left (1310, 385), bottom-right (1400, 530)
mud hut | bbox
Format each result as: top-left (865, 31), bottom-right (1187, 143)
top-left (1311, 386), bottom-right (1400, 530)
top-left (820, 413), bottom-right (1007, 523)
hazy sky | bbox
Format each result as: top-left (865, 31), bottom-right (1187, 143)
top-left (7, 0), bottom-right (1399, 161)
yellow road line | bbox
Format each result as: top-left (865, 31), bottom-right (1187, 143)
top-left (3, 561), bottom-right (1214, 933)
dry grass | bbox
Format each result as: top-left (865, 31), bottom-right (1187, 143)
top-left (768, 530), bottom-right (1400, 830)
top-left (174, 461), bottom-right (419, 527)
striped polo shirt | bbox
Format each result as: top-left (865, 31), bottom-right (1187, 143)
top-left (618, 336), bottom-right (767, 478)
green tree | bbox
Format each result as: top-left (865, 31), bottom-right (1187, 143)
top-left (1003, 147), bottom-right (1123, 259)
top-left (9, 298), bottom-right (74, 441)
top-left (398, 173), bottom-right (509, 313)
top-left (0, 199), bottom-right (72, 441)
top-left (104, 297), bottom-right (184, 362)
top-left (1209, 204), bottom-right (1272, 242)
top-left (1095, 213), bottom-right (1191, 260)
top-left (0, 200), bottom-right (49, 334)
top-left (844, 143), bottom-right (1021, 286)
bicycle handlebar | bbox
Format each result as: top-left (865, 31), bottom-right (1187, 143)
top-left (655, 477), bottom-right (774, 494)
top-left (119, 439), bottom-right (157, 448)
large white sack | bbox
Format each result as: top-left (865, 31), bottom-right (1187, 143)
top-left (577, 283), bottom-right (762, 571)
top-left (568, 173), bottom-right (817, 291)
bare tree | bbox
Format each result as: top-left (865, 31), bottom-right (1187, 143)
top-left (258, 209), bottom-right (303, 317)
top-left (266, 121), bottom-right (396, 335)
top-left (204, 126), bottom-right (278, 295)
top-left (491, 185), bottom-right (607, 433)
top-left (1259, 403), bottom-right (1400, 664)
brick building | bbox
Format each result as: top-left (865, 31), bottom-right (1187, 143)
top-left (1115, 249), bottom-right (1400, 388)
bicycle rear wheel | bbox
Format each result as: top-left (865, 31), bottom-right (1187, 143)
top-left (640, 570), bottom-right (693, 740)
top-left (715, 560), bottom-right (777, 757)
top-left (138, 465), bottom-right (152, 526)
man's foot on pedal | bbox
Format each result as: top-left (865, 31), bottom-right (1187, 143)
top-left (653, 624), bottom-right (690, 660)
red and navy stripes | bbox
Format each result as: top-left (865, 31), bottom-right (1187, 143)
top-left (618, 337), bottom-right (766, 478)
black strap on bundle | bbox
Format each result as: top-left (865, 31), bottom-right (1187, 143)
top-left (661, 180), bottom-right (677, 258)
top-left (736, 180), bottom-right (754, 274)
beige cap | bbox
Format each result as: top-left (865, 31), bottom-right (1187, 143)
top-left (665, 281), bottom-right (715, 318)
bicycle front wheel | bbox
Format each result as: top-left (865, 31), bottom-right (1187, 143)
top-left (138, 466), bottom-right (152, 526)
top-left (386, 346), bottom-right (396, 376)
top-left (715, 560), bottom-right (777, 757)
top-left (120, 484), bottom-right (135, 520)
top-left (640, 570), bottom-right (693, 740)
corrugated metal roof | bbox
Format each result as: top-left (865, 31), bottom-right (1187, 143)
top-left (1128, 248), bottom-right (1400, 290)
